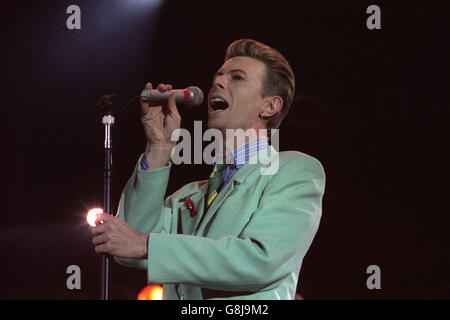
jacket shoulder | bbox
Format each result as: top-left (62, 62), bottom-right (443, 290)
top-left (277, 151), bottom-right (325, 178)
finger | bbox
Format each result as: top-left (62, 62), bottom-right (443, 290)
top-left (157, 83), bottom-right (173, 92)
top-left (93, 213), bottom-right (105, 225)
top-left (94, 243), bottom-right (109, 255)
top-left (90, 224), bottom-right (106, 236)
top-left (97, 213), bottom-right (113, 223)
top-left (167, 92), bottom-right (181, 119)
top-left (92, 233), bottom-right (107, 246)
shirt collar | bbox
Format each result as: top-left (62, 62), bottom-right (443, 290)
top-left (214, 139), bottom-right (269, 169)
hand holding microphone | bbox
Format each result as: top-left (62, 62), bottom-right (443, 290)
top-left (139, 83), bottom-right (183, 170)
top-left (140, 83), bottom-right (204, 143)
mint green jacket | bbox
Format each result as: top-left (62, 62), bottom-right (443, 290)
top-left (115, 147), bottom-right (325, 300)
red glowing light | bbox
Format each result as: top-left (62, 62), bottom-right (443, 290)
top-left (137, 284), bottom-right (163, 300)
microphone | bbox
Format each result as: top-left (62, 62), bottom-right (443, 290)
top-left (140, 86), bottom-right (204, 108)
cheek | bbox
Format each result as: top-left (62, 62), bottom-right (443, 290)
top-left (233, 87), bottom-right (263, 116)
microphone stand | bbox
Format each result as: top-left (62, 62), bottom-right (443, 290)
top-left (98, 93), bottom-right (117, 300)
top-left (101, 109), bottom-right (114, 300)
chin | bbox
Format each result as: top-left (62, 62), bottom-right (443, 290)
top-left (207, 118), bottom-right (225, 130)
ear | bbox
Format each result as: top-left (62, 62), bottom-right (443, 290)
top-left (260, 96), bottom-right (283, 118)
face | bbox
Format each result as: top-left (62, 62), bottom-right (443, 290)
top-left (207, 56), bottom-right (267, 132)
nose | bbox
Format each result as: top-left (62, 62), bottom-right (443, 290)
top-left (212, 74), bottom-right (225, 90)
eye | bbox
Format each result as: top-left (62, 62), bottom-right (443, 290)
top-left (232, 75), bottom-right (244, 81)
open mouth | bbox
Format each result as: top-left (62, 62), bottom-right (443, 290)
top-left (210, 97), bottom-right (229, 112)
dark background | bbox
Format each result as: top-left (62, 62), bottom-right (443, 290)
top-left (0, 0), bottom-right (448, 299)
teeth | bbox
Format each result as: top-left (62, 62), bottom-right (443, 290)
top-left (211, 97), bottom-right (225, 103)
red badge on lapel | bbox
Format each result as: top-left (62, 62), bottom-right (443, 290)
top-left (185, 198), bottom-right (197, 217)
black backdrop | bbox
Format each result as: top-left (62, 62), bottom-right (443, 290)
top-left (0, 0), bottom-right (448, 299)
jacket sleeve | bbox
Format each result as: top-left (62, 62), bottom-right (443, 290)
top-left (113, 154), bottom-right (172, 269)
top-left (146, 155), bottom-right (325, 292)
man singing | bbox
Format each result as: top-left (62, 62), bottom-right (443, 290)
top-left (90, 39), bottom-right (325, 300)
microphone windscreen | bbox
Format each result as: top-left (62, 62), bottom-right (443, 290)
top-left (186, 86), bottom-right (204, 107)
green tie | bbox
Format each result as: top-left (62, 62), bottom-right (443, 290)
top-left (205, 163), bottom-right (227, 210)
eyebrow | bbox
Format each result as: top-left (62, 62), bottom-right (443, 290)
top-left (213, 69), bottom-right (247, 78)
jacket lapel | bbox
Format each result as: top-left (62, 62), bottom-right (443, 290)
top-left (175, 180), bottom-right (208, 234)
top-left (195, 177), bottom-right (236, 235)
top-left (178, 146), bottom-right (278, 235)
top-left (194, 146), bottom-right (276, 235)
